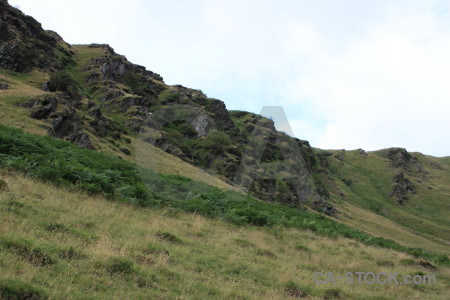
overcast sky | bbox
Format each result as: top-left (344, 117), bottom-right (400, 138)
top-left (10, 0), bottom-right (450, 156)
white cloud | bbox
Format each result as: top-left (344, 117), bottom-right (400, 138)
top-left (303, 7), bottom-right (450, 156)
top-left (9, 0), bottom-right (450, 156)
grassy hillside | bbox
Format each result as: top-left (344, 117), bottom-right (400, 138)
top-left (1, 124), bottom-right (448, 265)
top-left (1, 2), bottom-right (449, 298)
top-left (1, 174), bottom-right (449, 300)
top-left (323, 149), bottom-right (450, 255)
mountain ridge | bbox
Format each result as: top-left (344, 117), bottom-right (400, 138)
top-left (1, 0), bottom-right (449, 257)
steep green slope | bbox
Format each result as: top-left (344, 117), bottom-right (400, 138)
top-left (318, 149), bottom-right (450, 254)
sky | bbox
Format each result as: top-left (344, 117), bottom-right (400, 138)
top-left (10, 0), bottom-right (450, 156)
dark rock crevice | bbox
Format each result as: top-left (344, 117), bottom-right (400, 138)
top-left (389, 172), bottom-right (416, 205)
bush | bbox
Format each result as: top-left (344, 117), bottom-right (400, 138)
top-left (200, 131), bottom-right (231, 154)
top-left (0, 125), bottom-right (153, 206)
top-left (48, 71), bottom-right (81, 99)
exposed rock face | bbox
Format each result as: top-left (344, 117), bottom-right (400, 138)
top-left (386, 147), bottom-right (426, 175)
top-left (82, 44), bottom-right (167, 133)
top-left (230, 112), bottom-right (327, 212)
top-left (28, 95), bottom-right (59, 119)
top-left (0, 0), bottom-right (335, 215)
top-left (154, 136), bottom-right (184, 157)
top-left (49, 109), bottom-right (95, 150)
top-left (88, 44), bottom-right (163, 82)
top-left (88, 106), bottom-right (126, 139)
top-left (389, 172), bottom-right (416, 205)
top-left (0, 1), bottom-right (73, 72)
top-left (189, 109), bottom-right (214, 137)
top-left (204, 99), bottom-right (238, 134)
top-left (296, 139), bottom-right (318, 172)
top-left (387, 148), bottom-right (412, 169)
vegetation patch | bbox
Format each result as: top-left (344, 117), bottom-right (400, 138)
top-left (144, 244), bottom-right (170, 256)
top-left (0, 125), bottom-right (448, 266)
top-left (323, 288), bottom-right (341, 299)
top-left (0, 125), bottom-right (154, 206)
top-left (47, 70), bottom-right (82, 99)
top-left (59, 246), bottom-right (86, 260)
top-left (106, 257), bottom-right (136, 275)
top-left (1, 200), bottom-right (37, 216)
top-left (399, 258), bottom-right (415, 266)
top-left (284, 281), bottom-right (309, 298)
top-left (0, 237), bottom-right (54, 266)
top-left (256, 249), bottom-right (276, 258)
top-left (294, 244), bottom-right (311, 253)
top-left (44, 222), bottom-right (69, 233)
top-left (376, 260), bottom-right (394, 267)
top-left (155, 231), bottom-right (184, 244)
top-left (0, 279), bottom-right (48, 300)
top-left (0, 179), bottom-right (8, 192)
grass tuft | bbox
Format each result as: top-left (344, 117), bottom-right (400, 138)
top-left (0, 279), bottom-right (48, 300)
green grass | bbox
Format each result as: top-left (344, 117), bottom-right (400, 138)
top-left (0, 124), bottom-right (448, 266)
top-left (0, 124), bottom-right (152, 205)
top-left (0, 278), bottom-right (48, 300)
top-left (0, 174), bottom-right (449, 299)
top-left (324, 149), bottom-right (450, 253)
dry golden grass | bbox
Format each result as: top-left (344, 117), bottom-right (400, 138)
top-left (0, 174), bottom-right (448, 299)
top-left (0, 70), bottom-right (49, 135)
top-left (133, 138), bottom-right (239, 191)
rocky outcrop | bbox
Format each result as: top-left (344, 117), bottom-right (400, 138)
top-left (229, 112), bottom-right (325, 211)
top-left (0, 1), bottom-right (73, 72)
top-left (386, 147), bottom-right (426, 175)
top-left (154, 136), bottom-right (184, 157)
top-left (27, 94), bottom-right (59, 119)
top-left (357, 148), bottom-right (368, 157)
top-left (88, 106), bottom-right (127, 139)
top-left (189, 109), bottom-right (215, 137)
top-left (1, 1), bottom-right (335, 215)
top-left (387, 148), bottom-right (412, 169)
top-left (389, 172), bottom-right (416, 205)
top-left (88, 44), bottom-right (163, 82)
top-left (204, 99), bottom-right (238, 134)
top-left (49, 109), bottom-right (95, 150)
